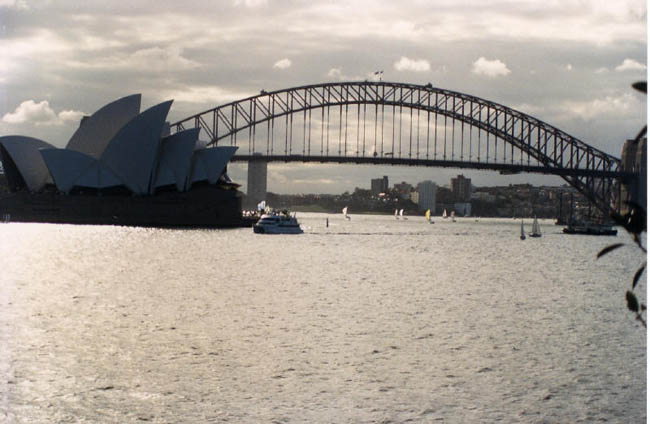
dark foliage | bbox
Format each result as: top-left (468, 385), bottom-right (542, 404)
top-left (597, 81), bottom-right (647, 328)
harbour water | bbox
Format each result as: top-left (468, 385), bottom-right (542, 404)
top-left (0, 215), bottom-right (646, 423)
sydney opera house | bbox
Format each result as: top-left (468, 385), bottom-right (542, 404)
top-left (0, 94), bottom-right (244, 227)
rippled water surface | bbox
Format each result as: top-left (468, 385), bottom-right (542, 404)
top-left (0, 214), bottom-right (646, 423)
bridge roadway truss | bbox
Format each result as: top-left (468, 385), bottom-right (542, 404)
top-left (172, 81), bottom-right (633, 216)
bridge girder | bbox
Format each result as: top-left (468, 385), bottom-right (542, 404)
top-left (171, 81), bottom-right (627, 216)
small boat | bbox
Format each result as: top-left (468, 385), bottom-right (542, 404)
top-left (253, 210), bottom-right (303, 234)
top-left (529, 216), bottom-right (542, 237)
top-left (394, 209), bottom-right (399, 220)
top-left (342, 206), bottom-right (351, 220)
top-left (400, 209), bottom-right (407, 220)
top-left (450, 211), bottom-right (456, 222)
top-left (442, 209), bottom-right (448, 219)
top-left (520, 220), bottom-right (526, 240)
top-left (425, 209), bottom-right (434, 224)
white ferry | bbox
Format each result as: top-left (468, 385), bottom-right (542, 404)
top-left (253, 211), bottom-right (303, 234)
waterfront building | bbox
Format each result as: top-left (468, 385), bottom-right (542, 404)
top-left (0, 94), bottom-right (242, 226)
top-left (417, 180), bottom-right (437, 211)
top-left (410, 191), bottom-right (419, 204)
top-left (393, 181), bottom-right (412, 199)
top-left (371, 175), bottom-right (389, 194)
top-left (471, 191), bottom-right (496, 203)
top-left (451, 174), bottom-right (472, 202)
top-left (454, 202), bottom-right (472, 216)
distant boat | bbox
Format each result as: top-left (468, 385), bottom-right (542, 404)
top-left (520, 219), bottom-right (526, 240)
top-left (442, 209), bottom-right (448, 219)
top-left (529, 216), bottom-right (542, 237)
top-left (394, 209), bottom-right (399, 220)
top-left (342, 206), bottom-right (351, 220)
top-left (400, 209), bottom-right (407, 220)
top-left (450, 211), bottom-right (456, 222)
top-left (425, 209), bottom-right (434, 224)
top-left (563, 221), bottom-right (618, 236)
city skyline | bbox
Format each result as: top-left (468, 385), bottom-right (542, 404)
top-left (0, 0), bottom-right (646, 194)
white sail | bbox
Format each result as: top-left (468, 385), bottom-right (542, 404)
top-left (343, 206), bottom-right (351, 220)
top-left (394, 209), bottom-right (399, 219)
top-left (442, 209), bottom-right (448, 218)
top-left (399, 209), bottom-right (404, 216)
top-left (530, 216), bottom-right (542, 237)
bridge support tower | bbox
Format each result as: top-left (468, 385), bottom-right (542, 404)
top-left (246, 153), bottom-right (267, 210)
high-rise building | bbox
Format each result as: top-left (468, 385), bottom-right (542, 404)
top-left (371, 175), bottom-right (389, 194)
top-left (417, 180), bottom-right (437, 211)
top-left (451, 174), bottom-right (472, 202)
top-left (247, 153), bottom-right (267, 208)
top-left (393, 181), bottom-right (412, 199)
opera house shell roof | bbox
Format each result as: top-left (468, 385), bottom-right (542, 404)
top-left (0, 94), bottom-right (238, 196)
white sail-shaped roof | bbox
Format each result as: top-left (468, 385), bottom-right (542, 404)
top-left (73, 161), bottom-right (124, 189)
top-left (152, 128), bottom-right (199, 192)
top-left (40, 149), bottom-right (125, 193)
top-left (66, 94), bottom-right (141, 159)
top-left (0, 136), bottom-right (54, 192)
top-left (187, 146), bottom-right (238, 189)
top-left (101, 100), bottom-right (173, 195)
top-left (40, 149), bottom-right (95, 194)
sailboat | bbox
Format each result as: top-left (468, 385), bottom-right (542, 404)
top-left (529, 216), bottom-right (542, 237)
top-left (399, 209), bottom-right (407, 220)
top-left (342, 206), bottom-right (351, 220)
top-left (442, 209), bottom-right (448, 219)
top-left (450, 211), bottom-right (456, 222)
top-left (394, 209), bottom-right (399, 220)
top-left (520, 219), bottom-right (526, 240)
top-left (425, 209), bottom-right (434, 224)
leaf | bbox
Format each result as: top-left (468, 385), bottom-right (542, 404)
top-left (632, 264), bottom-right (646, 289)
top-left (626, 291), bottom-right (639, 312)
top-left (597, 243), bottom-right (625, 259)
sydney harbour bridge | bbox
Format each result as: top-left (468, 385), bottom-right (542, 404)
top-left (171, 81), bottom-right (640, 216)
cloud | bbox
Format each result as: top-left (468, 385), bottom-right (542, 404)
top-left (65, 46), bottom-right (200, 71)
top-left (328, 68), bottom-right (343, 79)
top-left (471, 57), bottom-right (511, 78)
top-left (2, 100), bottom-right (84, 126)
top-left (161, 85), bottom-right (252, 105)
top-left (0, 0), bottom-right (29, 10)
top-left (234, 0), bottom-right (268, 7)
top-left (58, 109), bottom-right (86, 123)
top-left (327, 67), bottom-right (364, 81)
top-left (129, 47), bottom-right (200, 70)
top-left (273, 58), bottom-right (292, 69)
top-left (393, 57), bottom-right (430, 72)
top-left (560, 93), bottom-right (641, 120)
top-left (615, 58), bottom-right (646, 72)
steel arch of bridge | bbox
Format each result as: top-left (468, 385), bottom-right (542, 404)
top-left (171, 81), bottom-right (630, 215)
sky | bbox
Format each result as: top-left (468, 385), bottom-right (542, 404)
top-left (0, 0), bottom-right (647, 193)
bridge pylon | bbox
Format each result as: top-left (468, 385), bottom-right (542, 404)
top-left (245, 152), bottom-right (267, 210)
